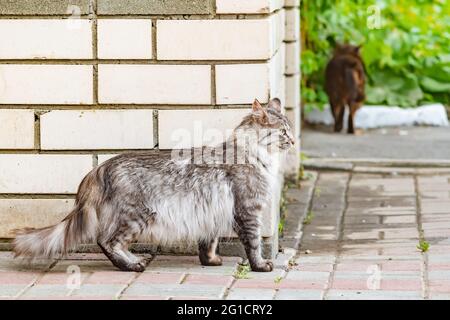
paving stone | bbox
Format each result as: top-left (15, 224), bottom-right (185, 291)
top-left (0, 252), bottom-right (52, 272)
top-left (285, 271), bottom-right (330, 281)
top-left (123, 283), bottom-right (227, 299)
top-left (84, 272), bottom-right (136, 285)
top-left (183, 274), bottom-right (234, 287)
top-left (120, 296), bottom-right (170, 300)
top-left (326, 290), bottom-right (422, 300)
top-left (275, 289), bottom-right (324, 300)
top-left (0, 285), bottom-right (30, 298)
top-left (20, 284), bottom-right (72, 298)
top-left (71, 284), bottom-right (126, 298)
top-left (226, 288), bottom-right (275, 300)
top-left (146, 255), bottom-right (240, 275)
top-left (51, 259), bottom-right (120, 273)
top-left (37, 272), bottom-right (89, 285)
top-left (134, 272), bottom-right (184, 284)
top-left (0, 272), bottom-right (40, 285)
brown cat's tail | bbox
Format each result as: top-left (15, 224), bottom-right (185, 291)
top-left (12, 171), bottom-right (101, 260)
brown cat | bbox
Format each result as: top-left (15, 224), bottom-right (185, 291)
top-left (325, 44), bottom-right (366, 134)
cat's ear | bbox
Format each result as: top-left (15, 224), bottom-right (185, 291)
top-left (252, 99), bottom-right (269, 123)
top-left (354, 45), bottom-right (362, 54)
top-left (268, 98), bottom-right (282, 112)
top-left (252, 99), bottom-right (263, 112)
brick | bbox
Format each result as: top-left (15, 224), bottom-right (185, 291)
top-left (0, 285), bottom-right (29, 298)
top-left (40, 110), bottom-right (155, 150)
top-left (158, 108), bottom-right (249, 149)
top-left (0, 65), bottom-right (93, 104)
top-left (428, 280), bottom-right (450, 293)
top-left (52, 260), bottom-right (120, 273)
top-left (284, 0), bottom-right (300, 7)
top-left (0, 0), bottom-right (90, 15)
top-left (0, 272), bottom-right (39, 285)
top-left (183, 274), bottom-right (234, 286)
top-left (0, 20), bottom-right (92, 59)
top-left (0, 252), bottom-right (52, 272)
top-left (216, 0), bottom-right (283, 14)
top-left (97, 0), bottom-right (212, 15)
top-left (0, 109), bottom-right (35, 149)
top-left (275, 289), bottom-right (323, 300)
top-left (134, 272), bottom-right (184, 284)
top-left (233, 279), bottom-right (327, 290)
top-left (70, 284), bottom-right (125, 298)
top-left (98, 20), bottom-right (152, 59)
top-left (216, 64), bottom-right (270, 104)
top-left (270, 44), bottom-right (286, 100)
top-left (286, 107), bottom-right (300, 139)
top-left (0, 155), bottom-right (92, 194)
top-left (285, 41), bottom-right (300, 74)
top-left (37, 272), bottom-right (89, 285)
top-left (123, 283), bottom-right (226, 298)
top-left (21, 284), bottom-right (72, 298)
top-left (97, 154), bottom-right (119, 165)
top-left (147, 256), bottom-right (241, 275)
top-left (284, 8), bottom-right (300, 41)
top-left (326, 290), bottom-right (422, 300)
top-left (85, 272), bottom-right (136, 285)
top-left (285, 73), bottom-right (300, 108)
top-left (157, 18), bottom-right (279, 60)
top-left (120, 296), bottom-right (169, 300)
top-left (0, 199), bottom-right (74, 238)
top-left (285, 271), bottom-right (330, 281)
top-left (98, 64), bottom-right (210, 104)
top-left (226, 288), bottom-right (275, 300)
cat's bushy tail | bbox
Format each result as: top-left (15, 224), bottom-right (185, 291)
top-left (12, 170), bottom-right (102, 260)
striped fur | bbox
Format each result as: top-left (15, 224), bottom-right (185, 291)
top-left (13, 98), bottom-right (294, 272)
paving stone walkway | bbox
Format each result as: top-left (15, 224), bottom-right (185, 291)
top-left (0, 170), bottom-right (449, 300)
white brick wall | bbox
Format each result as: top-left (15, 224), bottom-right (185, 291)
top-left (269, 44), bottom-right (286, 103)
top-left (216, 64), bottom-right (270, 104)
top-left (0, 109), bottom-right (35, 149)
top-left (0, 5), bottom-right (300, 241)
top-left (285, 73), bottom-right (300, 108)
top-left (157, 19), bottom-right (276, 60)
top-left (98, 64), bottom-right (211, 104)
top-left (98, 19), bottom-right (152, 59)
top-left (158, 109), bottom-right (250, 149)
top-left (0, 199), bottom-right (74, 237)
top-left (0, 155), bottom-right (93, 194)
top-left (0, 65), bottom-right (93, 104)
top-left (285, 0), bottom-right (300, 6)
top-left (216, 0), bottom-right (283, 14)
top-left (285, 8), bottom-right (300, 41)
top-left (40, 110), bottom-right (155, 150)
top-left (285, 41), bottom-right (300, 74)
top-left (0, 20), bottom-right (92, 59)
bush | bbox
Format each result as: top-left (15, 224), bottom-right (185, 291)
top-left (301, 0), bottom-right (450, 110)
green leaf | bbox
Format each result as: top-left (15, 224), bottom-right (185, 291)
top-left (420, 76), bottom-right (450, 93)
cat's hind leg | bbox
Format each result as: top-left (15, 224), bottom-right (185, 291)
top-left (97, 240), bottom-right (148, 272)
top-left (332, 103), bottom-right (345, 132)
top-left (234, 208), bottom-right (273, 272)
top-left (199, 238), bottom-right (223, 266)
top-left (97, 214), bottom-right (152, 272)
top-left (348, 101), bottom-right (362, 134)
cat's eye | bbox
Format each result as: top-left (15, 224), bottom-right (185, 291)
top-left (281, 129), bottom-right (287, 135)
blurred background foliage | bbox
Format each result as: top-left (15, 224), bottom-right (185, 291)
top-left (300, 0), bottom-right (450, 111)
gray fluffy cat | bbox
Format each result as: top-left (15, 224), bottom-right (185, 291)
top-left (13, 98), bottom-right (295, 272)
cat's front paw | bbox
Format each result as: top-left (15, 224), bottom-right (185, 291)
top-left (251, 260), bottom-right (273, 272)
